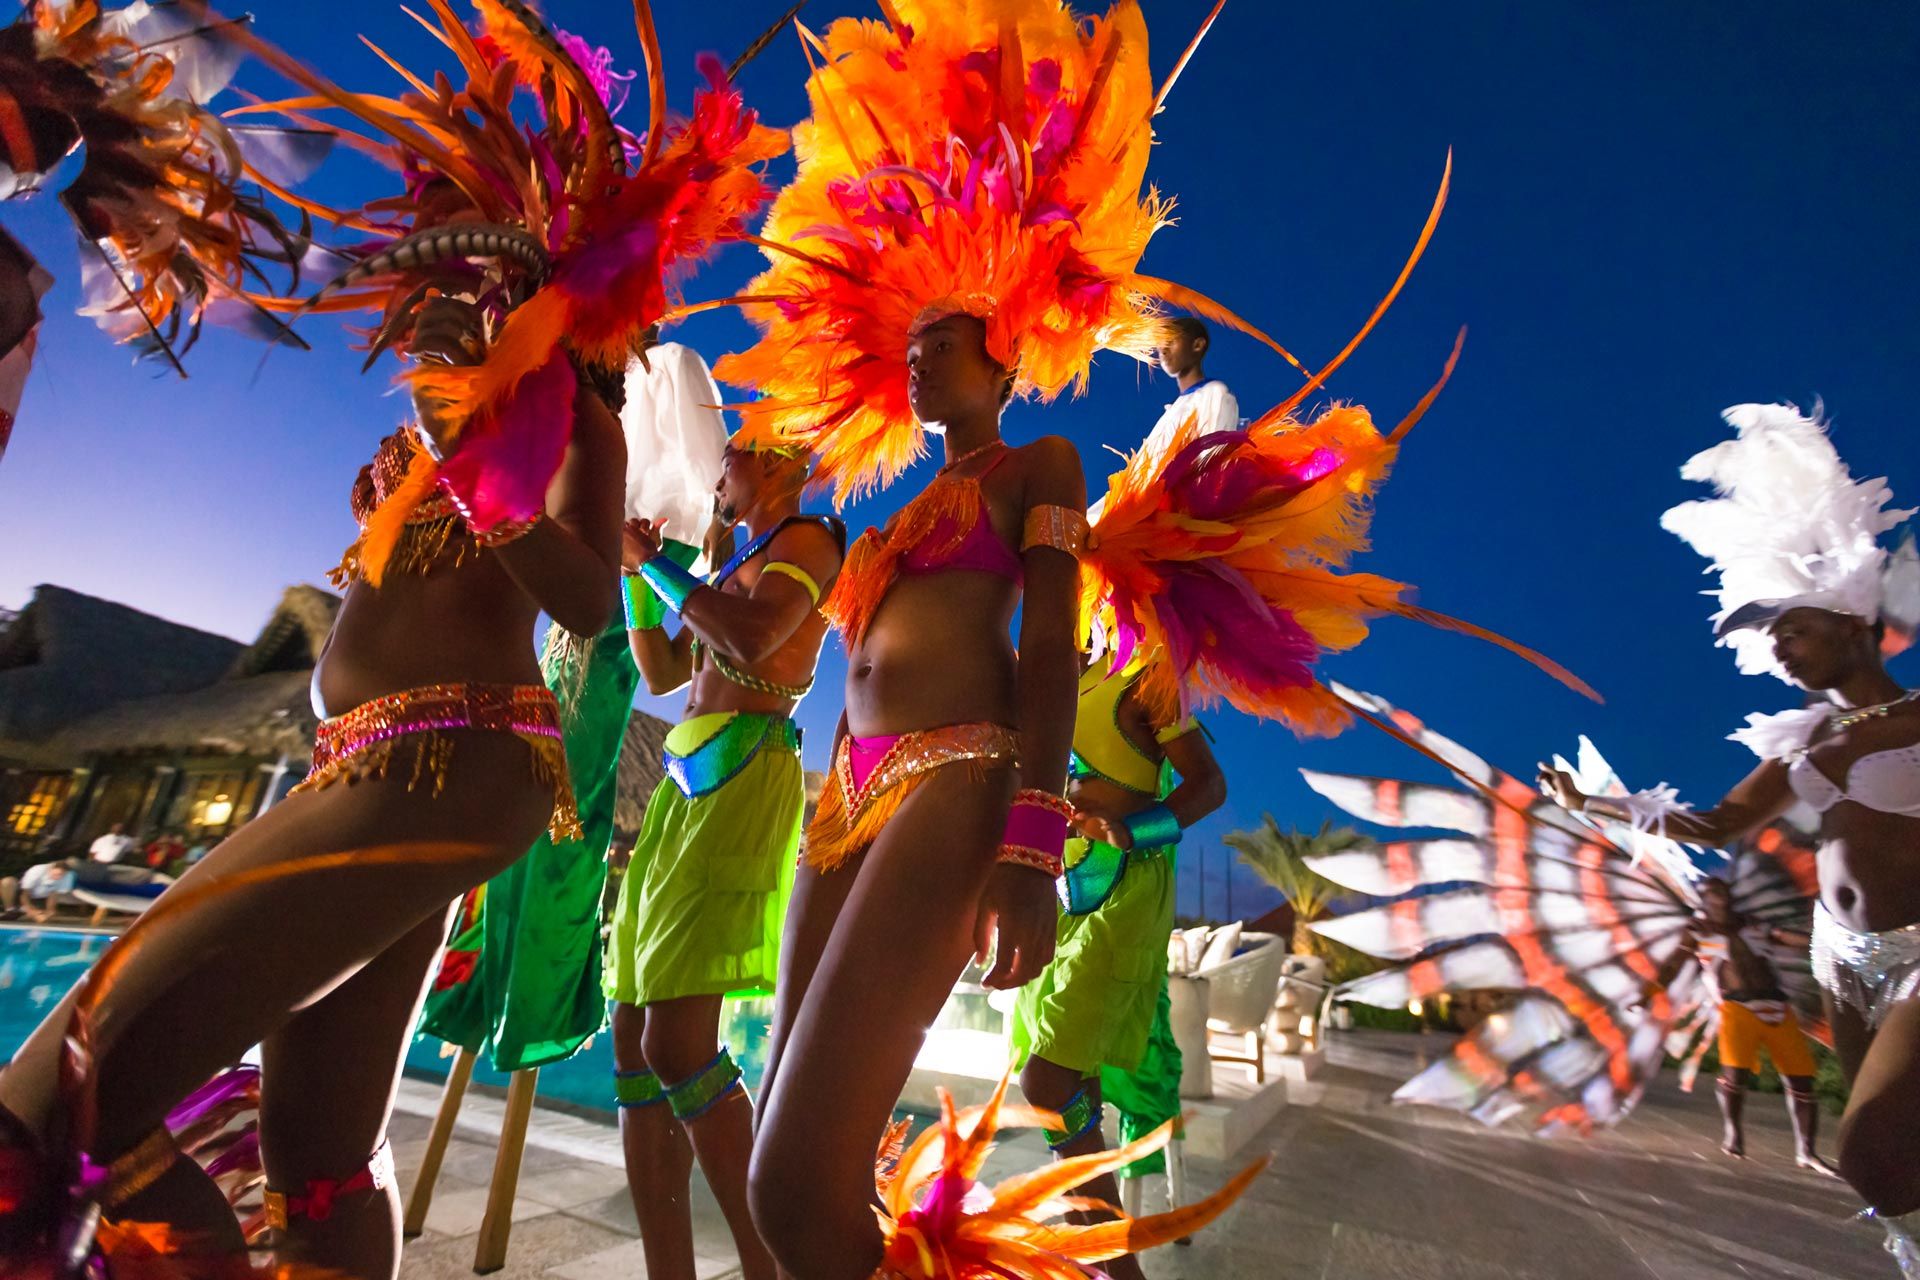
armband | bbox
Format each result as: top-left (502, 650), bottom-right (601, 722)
top-left (1121, 803), bottom-right (1183, 850)
top-left (763, 561), bottom-right (823, 605)
top-left (638, 553), bottom-right (703, 617)
top-left (998, 788), bottom-right (1073, 877)
top-left (623, 575), bottom-right (664, 630)
top-left (1021, 504), bottom-right (1091, 557)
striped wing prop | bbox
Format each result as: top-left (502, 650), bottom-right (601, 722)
top-left (1303, 685), bottom-right (1701, 1134)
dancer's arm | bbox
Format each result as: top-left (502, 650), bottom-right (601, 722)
top-left (1074, 721), bottom-right (1227, 850)
top-left (978, 436), bottom-right (1085, 988)
top-left (409, 300), bottom-right (624, 635)
top-left (632, 519), bottom-right (843, 664)
top-left (1538, 758), bottom-right (1792, 848)
top-left (621, 520), bottom-right (695, 693)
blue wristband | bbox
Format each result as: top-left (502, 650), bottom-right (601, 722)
top-left (1122, 804), bottom-right (1183, 850)
top-left (638, 553), bottom-right (702, 616)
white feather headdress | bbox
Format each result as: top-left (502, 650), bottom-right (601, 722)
top-left (1660, 403), bottom-right (1914, 682)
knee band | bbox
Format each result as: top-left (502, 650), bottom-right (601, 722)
top-left (1045, 1086), bottom-right (1102, 1151)
top-left (615, 1068), bottom-right (667, 1108)
top-left (666, 1047), bottom-right (744, 1122)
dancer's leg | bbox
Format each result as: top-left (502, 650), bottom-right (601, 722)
top-left (1018, 1056), bottom-right (1144, 1280)
top-left (0, 731), bottom-right (550, 1239)
top-left (1715, 1068), bottom-right (1749, 1158)
top-left (260, 903), bottom-right (454, 1279)
top-left (1781, 1075), bottom-right (1836, 1175)
top-left (756, 858), bottom-right (859, 1121)
top-left (612, 1002), bottom-right (697, 1280)
top-left (1836, 998), bottom-right (1920, 1216)
top-left (643, 994), bottom-right (771, 1280)
top-left (750, 765), bottom-right (1014, 1280)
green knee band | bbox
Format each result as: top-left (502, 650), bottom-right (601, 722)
top-left (666, 1047), bottom-right (744, 1122)
top-left (615, 1068), bottom-right (666, 1108)
top-left (1046, 1086), bottom-right (1102, 1150)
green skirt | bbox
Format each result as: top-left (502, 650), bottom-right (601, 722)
top-left (603, 731), bottom-right (802, 1006)
top-left (1009, 838), bottom-right (1175, 1076)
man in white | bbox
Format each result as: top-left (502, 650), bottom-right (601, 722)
top-left (87, 822), bottom-right (134, 864)
top-left (1137, 316), bottom-right (1239, 464)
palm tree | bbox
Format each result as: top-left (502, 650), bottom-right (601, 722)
top-left (1227, 816), bottom-right (1372, 956)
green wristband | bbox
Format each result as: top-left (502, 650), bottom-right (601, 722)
top-left (1123, 804), bottom-right (1183, 850)
top-left (623, 538), bottom-right (702, 630)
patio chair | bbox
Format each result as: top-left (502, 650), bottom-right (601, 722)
top-left (1196, 931), bottom-right (1287, 1083)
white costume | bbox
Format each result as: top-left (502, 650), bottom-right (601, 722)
top-left (620, 342), bottom-right (729, 538)
top-left (1137, 378), bottom-right (1239, 465)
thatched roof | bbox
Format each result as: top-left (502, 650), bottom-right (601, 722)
top-left (45, 587), bottom-right (340, 762)
top-left (0, 585), bottom-right (241, 753)
top-left (613, 711), bottom-right (671, 840)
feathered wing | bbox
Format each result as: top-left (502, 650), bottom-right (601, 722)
top-left (1299, 687), bottom-right (1704, 1133)
top-left (230, 0), bottom-right (785, 578)
top-left (3, 1), bottom-right (327, 368)
top-left (1078, 396), bottom-right (1600, 740)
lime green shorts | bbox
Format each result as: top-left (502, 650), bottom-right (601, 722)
top-left (1009, 840), bottom-right (1175, 1076)
top-left (603, 725), bottom-right (802, 1007)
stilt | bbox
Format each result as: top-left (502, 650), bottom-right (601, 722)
top-left (403, 1048), bottom-right (475, 1239)
top-left (472, 1068), bottom-right (539, 1274)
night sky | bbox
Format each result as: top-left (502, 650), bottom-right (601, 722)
top-left (3, 1), bottom-right (1915, 920)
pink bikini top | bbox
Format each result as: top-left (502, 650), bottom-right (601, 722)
top-left (899, 451), bottom-right (1023, 583)
top-left (1788, 744), bottom-right (1920, 817)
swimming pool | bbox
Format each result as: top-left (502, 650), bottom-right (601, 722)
top-left (0, 925), bottom-right (1006, 1119)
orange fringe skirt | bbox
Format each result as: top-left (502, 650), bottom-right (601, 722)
top-left (290, 682), bottom-right (582, 841)
top-left (804, 723), bottom-right (1020, 872)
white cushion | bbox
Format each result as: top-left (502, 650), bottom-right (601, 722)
top-left (1170, 925), bottom-right (1212, 975)
top-left (1197, 921), bottom-right (1243, 971)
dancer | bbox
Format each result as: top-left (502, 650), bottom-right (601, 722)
top-left (1537, 404), bottom-right (1920, 1267)
top-left (609, 436), bottom-right (844, 1280)
top-left (417, 329), bottom-right (733, 1077)
top-left (1142, 315), bottom-right (1241, 456)
top-left (1641, 877), bottom-right (1833, 1170)
top-left (1305, 684), bottom-right (1823, 1138)
top-left (1008, 656), bottom-right (1226, 1280)
top-left (0, 228), bottom-right (50, 463)
top-left (0, 4), bottom-right (780, 1275)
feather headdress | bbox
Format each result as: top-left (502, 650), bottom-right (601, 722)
top-left (1079, 342), bottom-right (1600, 737)
top-left (1661, 403), bottom-right (1915, 681)
top-left (712, 0), bottom-right (1290, 506)
top-left (228, 0), bottom-right (786, 580)
top-left (0, 1), bottom-right (325, 370)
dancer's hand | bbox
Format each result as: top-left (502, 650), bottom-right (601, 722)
top-left (622, 517), bottom-right (668, 572)
top-left (975, 863), bottom-right (1057, 989)
top-left (1536, 765), bottom-right (1586, 812)
top-left (1073, 811), bottom-right (1132, 852)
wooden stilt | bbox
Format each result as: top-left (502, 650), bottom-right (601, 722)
top-left (403, 1048), bottom-right (475, 1239)
top-left (471, 1067), bottom-right (539, 1274)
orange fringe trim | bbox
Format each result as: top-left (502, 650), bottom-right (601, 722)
top-left (351, 443), bottom-right (444, 589)
top-left (329, 511), bottom-right (473, 588)
top-left (805, 723), bottom-right (1019, 872)
top-left (823, 474), bottom-right (990, 644)
top-left (290, 725), bottom-right (581, 843)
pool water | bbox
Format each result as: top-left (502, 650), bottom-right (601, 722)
top-left (0, 926), bottom-right (1008, 1121)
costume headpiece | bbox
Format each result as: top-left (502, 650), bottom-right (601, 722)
top-left (230, 0), bottom-right (785, 581)
top-left (0, 1), bottom-right (323, 368)
top-left (1661, 403), bottom-right (1915, 681)
top-left (713, 0), bottom-right (1291, 506)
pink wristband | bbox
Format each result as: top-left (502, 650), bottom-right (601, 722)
top-left (999, 790), bottom-right (1071, 875)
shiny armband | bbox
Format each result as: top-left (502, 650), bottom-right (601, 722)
top-left (638, 553), bottom-right (703, 616)
top-left (623, 574), bottom-right (665, 630)
top-left (999, 788), bottom-right (1073, 877)
top-left (1021, 504), bottom-right (1091, 557)
top-left (1122, 803), bottom-right (1183, 850)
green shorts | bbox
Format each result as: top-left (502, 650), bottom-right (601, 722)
top-left (603, 727), bottom-right (802, 1006)
top-left (1009, 839), bottom-right (1175, 1076)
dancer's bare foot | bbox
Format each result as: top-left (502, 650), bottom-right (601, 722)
top-left (1796, 1152), bottom-right (1840, 1177)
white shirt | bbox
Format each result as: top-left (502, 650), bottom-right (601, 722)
top-left (88, 833), bottom-right (133, 864)
top-left (1137, 379), bottom-right (1240, 467)
top-left (620, 342), bottom-right (730, 537)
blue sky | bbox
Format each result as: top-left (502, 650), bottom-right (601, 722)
top-left (3, 2), bottom-right (1915, 920)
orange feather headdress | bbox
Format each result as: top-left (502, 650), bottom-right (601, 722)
top-left (712, 0), bottom-right (1284, 507)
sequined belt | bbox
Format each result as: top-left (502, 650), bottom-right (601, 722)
top-left (291, 682), bottom-right (581, 841)
top-left (663, 711), bottom-right (802, 800)
top-left (804, 723), bottom-right (1021, 872)
top-left (1811, 900), bottom-right (1920, 1029)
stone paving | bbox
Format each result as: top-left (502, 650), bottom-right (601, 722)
top-left (391, 1029), bottom-right (1894, 1279)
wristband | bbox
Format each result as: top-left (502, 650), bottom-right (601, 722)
top-left (638, 553), bottom-right (703, 616)
top-left (1121, 803), bottom-right (1183, 850)
top-left (998, 789), bottom-right (1072, 877)
top-left (623, 574), bottom-right (665, 630)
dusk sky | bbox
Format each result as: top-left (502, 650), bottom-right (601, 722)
top-left (3, 2), bottom-right (1915, 920)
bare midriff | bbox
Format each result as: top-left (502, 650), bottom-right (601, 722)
top-left (845, 570), bottom-right (1018, 738)
top-left (1818, 806), bottom-right (1920, 933)
top-left (684, 565), bottom-right (832, 722)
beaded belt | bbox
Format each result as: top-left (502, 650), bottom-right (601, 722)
top-left (292, 682), bottom-right (581, 841)
top-left (1811, 901), bottom-right (1920, 1029)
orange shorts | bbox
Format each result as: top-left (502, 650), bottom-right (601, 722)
top-left (1717, 1001), bottom-right (1815, 1076)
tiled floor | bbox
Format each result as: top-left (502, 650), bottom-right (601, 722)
top-left (391, 1031), bottom-right (1894, 1278)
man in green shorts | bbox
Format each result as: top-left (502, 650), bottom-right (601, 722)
top-left (610, 439), bottom-right (843, 1280)
top-left (1010, 656), bottom-right (1227, 1280)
